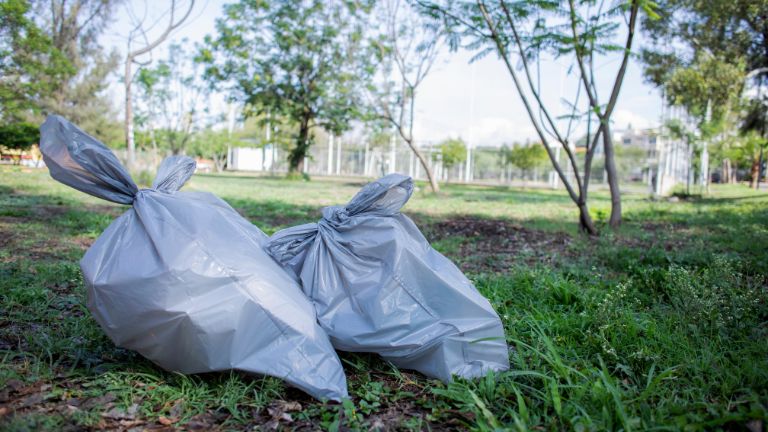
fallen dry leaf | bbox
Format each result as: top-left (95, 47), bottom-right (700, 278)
top-left (18, 393), bottom-right (44, 408)
top-left (102, 406), bottom-right (135, 420)
top-left (281, 401), bottom-right (302, 412)
top-left (158, 415), bottom-right (177, 426)
top-left (169, 400), bottom-right (184, 418)
top-left (82, 392), bottom-right (117, 409)
top-left (5, 379), bottom-right (24, 392)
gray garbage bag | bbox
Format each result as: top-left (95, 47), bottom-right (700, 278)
top-left (266, 174), bottom-right (509, 382)
top-left (39, 115), bottom-right (348, 401)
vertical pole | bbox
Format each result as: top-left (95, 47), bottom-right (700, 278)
top-left (758, 147), bottom-right (764, 189)
top-left (327, 134), bottom-right (334, 175)
top-left (389, 135), bottom-right (396, 173)
top-left (466, 61), bottom-right (476, 183)
top-left (364, 140), bottom-right (370, 176)
top-left (336, 135), bottom-right (341, 176)
top-left (269, 124), bottom-right (279, 172)
top-left (271, 130), bottom-right (277, 174)
top-left (700, 146), bottom-right (709, 188)
top-left (263, 113), bottom-right (271, 171)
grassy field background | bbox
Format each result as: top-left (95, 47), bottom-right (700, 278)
top-left (1, 165), bottom-right (767, 431)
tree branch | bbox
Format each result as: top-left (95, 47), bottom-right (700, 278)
top-left (477, 0), bottom-right (581, 203)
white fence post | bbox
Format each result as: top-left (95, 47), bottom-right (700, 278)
top-left (389, 135), bottom-right (396, 174)
top-left (336, 136), bottom-right (341, 176)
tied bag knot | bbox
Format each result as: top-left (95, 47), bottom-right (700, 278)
top-left (321, 206), bottom-right (350, 227)
top-left (132, 155), bottom-right (197, 202)
top-left (269, 174), bottom-right (414, 271)
top-left (40, 115), bottom-right (196, 206)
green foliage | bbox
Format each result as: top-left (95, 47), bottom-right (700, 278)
top-left (666, 55), bottom-right (745, 125)
top-left (0, 0), bottom-right (71, 121)
top-left (435, 137), bottom-right (467, 169)
top-left (0, 122), bottom-right (39, 151)
top-left (199, 0), bottom-right (376, 173)
top-left (642, 1), bottom-right (767, 186)
top-left (37, 0), bottom-right (120, 142)
top-left (718, 131), bottom-right (768, 169)
top-left (189, 129), bottom-right (243, 172)
top-left (642, 0), bottom-right (768, 76)
top-left (506, 142), bottom-right (549, 173)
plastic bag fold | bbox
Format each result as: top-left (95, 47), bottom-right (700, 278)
top-left (267, 174), bottom-right (510, 382)
top-left (39, 115), bottom-right (348, 401)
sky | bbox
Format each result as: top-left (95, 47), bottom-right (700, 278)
top-left (102, 0), bottom-right (663, 148)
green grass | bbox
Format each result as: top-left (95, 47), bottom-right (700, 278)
top-left (1, 165), bottom-right (766, 430)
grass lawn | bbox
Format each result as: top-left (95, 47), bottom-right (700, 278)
top-left (1, 165), bottom-right (767, 431)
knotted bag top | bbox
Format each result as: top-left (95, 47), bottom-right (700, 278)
top-left (40, 115), bottom-right (195, 204)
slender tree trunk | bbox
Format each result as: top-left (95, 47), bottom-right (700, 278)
top-left (125, 60), bottom-right (135, 170)
top-left (399, 88), bottom-right (439, 193)
top-left (751, 153), bottom-right (761, 189)
top-left (686, 141), bottom-right (692, 194)
top-left (578, 201), bottom-right (598, 235)
top-left (123, 0), bottom-right (195, 171)
top-left (213, 154), bottom-right (225, 172)
top-left (404, 142), bottom-right (439, 193)
top-left (602, 124), bottom-right (622, 227)
top-left (150, 126), bottom-right (158, 168)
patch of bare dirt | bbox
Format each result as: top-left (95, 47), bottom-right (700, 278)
top-left (424, 216), bottom-right (574, 273)
top-left (0, 200), bottom-right (117, 263)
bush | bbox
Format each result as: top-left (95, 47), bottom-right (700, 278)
top-left (0, 122), bottom-right (40, 152)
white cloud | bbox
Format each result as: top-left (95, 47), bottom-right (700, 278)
top-left (611, 109), bottom-right (657, 130)
top-left (413, 116), bottom-right (538, 147)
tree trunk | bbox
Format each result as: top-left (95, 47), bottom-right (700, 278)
top-left (125, 59), bottom-right (135, 171)
top-left (150, 127), bottom-right (158, 169)
top-left (213, 154), bottom-right (225, 172)
top-left (578, 201), bottom-right (598, 236)
top-left (751, 153), bottom-right (761, 189)
top-left (289, 114), bottom-right (311, 173)
top-left (403, 139), bottom-right (439, 193)
top-left (602, 124), bottom-right (622, 228)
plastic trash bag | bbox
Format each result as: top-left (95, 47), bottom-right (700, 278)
top-left (266, 174), bottom-right (509, 382)
top-left (39, 115), bottom-right (348, 401)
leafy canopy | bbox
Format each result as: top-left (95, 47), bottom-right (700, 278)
top-left (0, 0), bottom-right (71, 121)
top-left (666, 55), bottom-right (745, 125)
top-left (0, 121), bottom-right (39, 151)
top-left (199, 0), bottom-right (376, 171)
top-left (435, 137), bottom-right (467, 168)
top-left (507, 142), bottom-right (549, 172)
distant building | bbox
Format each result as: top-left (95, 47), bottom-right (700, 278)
top-left (228, 146), bottom-right (275, 171)
top-left (613, 126), bottom-right (659, 159)
top-left (580, 124), bottom-right (659, 156)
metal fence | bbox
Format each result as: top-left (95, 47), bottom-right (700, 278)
top-left (227, 137), bottom-right (664, 189)
top-left (109, 135), bottom-right (689, 193)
